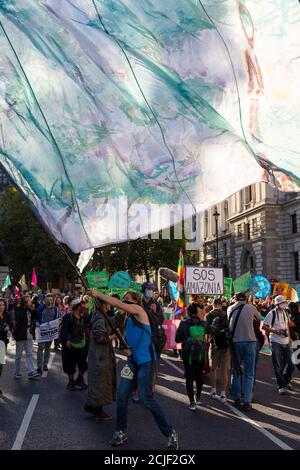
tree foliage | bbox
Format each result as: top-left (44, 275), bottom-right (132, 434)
top-left (0, 186), bottom-right (77, 286)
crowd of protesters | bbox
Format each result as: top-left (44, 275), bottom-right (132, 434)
top-left (1, 282), bottom-right (300, 449)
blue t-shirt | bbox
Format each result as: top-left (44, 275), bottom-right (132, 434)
top-left (125, 316), bottom-right (156, 365)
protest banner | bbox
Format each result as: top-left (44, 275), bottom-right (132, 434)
top-left (185, 267), bottom-right (223, 295)
top-left (86, 271), bottom-right (109, 288)
top-left (109, 271), bottom-right (132, 290)
top-left (250, 275), bottom-right (271, 299)
top-left (287, 287), bottom-right (299, 302)
top-left (273, 282), bottom-right (289, 298)
top-left (223, 278), bottom-right (233, 299)
top-left (162, 319), bottom-right (182, 350)
top-left (35, 319), bottom-right (61, 343)
top-left (233, 272), bottom-right (251, 293)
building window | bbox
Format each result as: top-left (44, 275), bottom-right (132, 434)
top-left (237, 224), bottom-right (243, 236)
top-left (291, 213), bottom-right (298, 234)
top-left (294, 252), bottom-right (300, 281)
top-left (245, 223), bottom-right (251, 240)
top-left (252, 219), bottom-right (258, 234)
top-left (204, 210), bottom-right (208, 239)
top-left (245, 185), bottom-right (253, 204)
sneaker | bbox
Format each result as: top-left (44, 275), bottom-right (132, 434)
top-left (167, 429), bottom-right (178, 450)
top-left (75, 378), bottom-right (88, 390)
top-left (110, 430), bottom-right (128, 447)
top-left (67, 380), bottom-right (76, 391)
top-left (278, 388), bottom-right (286, 395)
top-left (220, 394), bottom-right (227, 403)
top-left (94, 410), bottom-right (112, 421)
top-left (14, 373), bottom-right (22, 380)
top-left (210, 391), bottom-right (217, 399)
top-left (243, 403), bottom-right (253, 412)
top-left (195, 396), bottom-right (202, 406)
top-left (233, 399), bottom-right (242, 408)
top-left (28, 370), bottom-right (40, 379)
top-left (36, 367), bottom-right (42, 375)
top-left (286, 383), bottom-right (294, 391)
top-left (43, 365), bottom-right (48, 372)
top-left (188, 403), bottom-right (197, 411)
top-left (132, 390), bottom-right (140, 403)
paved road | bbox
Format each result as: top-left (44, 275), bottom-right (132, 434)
top-left (1, 341), bottom-right (300, 451)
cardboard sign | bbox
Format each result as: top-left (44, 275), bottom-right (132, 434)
top-left (185, 267), bottom-right (223, 295)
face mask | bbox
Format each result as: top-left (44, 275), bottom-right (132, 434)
top-left (145, 290), bottom-right (153, 299)
top-left (278, 304), bottom-right (286, 311)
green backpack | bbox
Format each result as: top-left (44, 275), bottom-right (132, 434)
top-left (185, 324), bottom-right (206, 365)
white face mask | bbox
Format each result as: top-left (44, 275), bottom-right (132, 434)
top-left (278, 303), bottom-right (286, 311)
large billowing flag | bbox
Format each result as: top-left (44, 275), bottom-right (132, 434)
top-left (0, 1), bottom-right (299, 252)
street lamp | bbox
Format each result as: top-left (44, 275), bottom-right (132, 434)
top-left (213, 207), bottom-right (220, 267)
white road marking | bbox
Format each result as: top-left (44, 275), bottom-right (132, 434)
top-left (42, 352), bottom-right (55, 378)
top-left (11, 394), bottom-right (39, 450)
top-left (161, 355), bottom-right (293, 451)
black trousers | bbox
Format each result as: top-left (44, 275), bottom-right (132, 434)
top-left (183, 359), bottom-right (205, 403)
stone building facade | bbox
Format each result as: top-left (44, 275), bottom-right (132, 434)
top-left (199, 183), bottom-right (300, 287)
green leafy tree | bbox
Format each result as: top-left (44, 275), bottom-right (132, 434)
top-left (0, 186), bottom-right (77, 288)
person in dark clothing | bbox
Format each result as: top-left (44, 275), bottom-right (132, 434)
top-left (59, 299), bottom-right (88, 391)
top-left (13, 295), bottom-right (39, 380)
top-left (0, 298), bottom-right (13, 394)
top-left (141, 282), bottom-right (165, 394)
top-left (175, 303), bottom-right (215, 411)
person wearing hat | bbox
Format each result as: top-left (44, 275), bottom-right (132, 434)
top-left (59, 298), bottom-right (88, 391)
top-left (263, 295), bottom-right (294, 395)
top-left (227, 292), bottom-right (261, 411)
top-left (206, 298), bottom-right (231, 402)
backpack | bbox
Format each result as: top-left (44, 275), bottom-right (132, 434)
top-left (266, 308), bottom-right (289, 344)
top-left (212, 315), bottom-right (230, 350)
top-left (185, 323), bottom-right (207, 365)
top-left (130, 311), bottom-right (167, 358)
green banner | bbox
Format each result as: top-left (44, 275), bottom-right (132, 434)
top-left (131, 282), bottom-right (142, 292)
top-left (233, 272), bottom-right (252, 293)
top-left (86, 271), bottom-right (109, 288)
top-left (223, 278), bottom-right (233, 299)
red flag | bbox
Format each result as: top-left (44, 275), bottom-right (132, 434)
top-left (15, 286), bottom-right (20, 299)
top-left (31, 268), bottom-right (37, 287)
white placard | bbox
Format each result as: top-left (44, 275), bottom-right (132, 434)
top-left (185, 267), bottom-right (224, 295)
top-left (35, 319), bottom-right (60, 343)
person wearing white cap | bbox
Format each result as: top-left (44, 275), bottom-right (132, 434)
top-left (263, 295), bottom-right (294, 395)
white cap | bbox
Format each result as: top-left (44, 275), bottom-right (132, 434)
top-left (274, 295), bottom-right (287, 305)
top-left (71, 298), bottom-right (83, 307)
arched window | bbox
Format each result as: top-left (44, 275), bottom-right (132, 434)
top-left (241, 249), bottom-right (255, 274)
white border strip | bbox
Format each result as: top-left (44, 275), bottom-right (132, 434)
top-left (11, 394), bottom-right (39, 450)
top-left (161, 355), bottom-right (293, 451)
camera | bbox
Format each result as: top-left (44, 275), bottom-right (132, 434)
top-left (282, 329), bottom-right (288, 338)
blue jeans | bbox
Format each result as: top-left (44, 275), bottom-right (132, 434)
top-left (253, 341), bottom-right (260, 391)
top-left (270, 341), bottom-right (294, 389)
top-left (117, 358), bottom-right (172, 437)
top-left (230, 341), bottom-right (256, 404)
